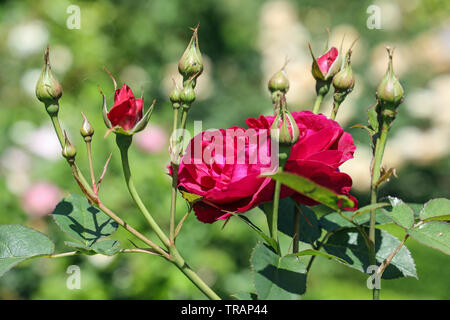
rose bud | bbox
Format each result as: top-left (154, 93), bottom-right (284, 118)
top-left (80, 112), bottom-right (94, 140)
top-left (376, 47), bottom-right (404, 108)
top-left (333, 50), bottom-right (355, 93)
top-left (180, 85), bottom-right (196, 105)
top-left (62, 132), bottom-right (77, 162)
top-left (309, 44), bottom-right (341, 82)
top-left (169, 82), bottom-right (182, 109)
top-left (178, 26), bottom-right (203, 81)
top-left (268, 68), bottom-right (290, 93)
top-left (270, 111), bottom-right (299, 147)
top-left (102, 84), bottom-right (155, 135)
top-left (35, 46), bottom-right (62, 113)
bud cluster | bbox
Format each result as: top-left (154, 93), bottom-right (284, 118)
top-left (267, 67), bottom-right (299, 166)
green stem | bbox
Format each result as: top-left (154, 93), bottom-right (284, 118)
top-left (293, 205), bottom-right (301, 254)
top-left (169, 107), bottom-right (180, 242)
top-left (270, 167), bottom-right (282, 253)
top-left (116, 134), bottom-right (171, 249)
top-left (50, 114), bottom-right (93, 194)
top-left (369, 121), bottom-right (389, 300)
top-left (86, 141), bottom-right (97, 194)
top-left (170, 248), bottom-right (221, 300)
top-left (312, 94), bottom-right (324, 114)
top-left (330, 100), bottom-right (341, 120)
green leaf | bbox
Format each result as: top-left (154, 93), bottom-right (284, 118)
top-left (323, 228), bottom-right (417, 279)
top-left (319, 210), bottom-right (391, 232)
top-left (232, 213), bottom-right (278, 252)
top-left (65, 239), bottom-right (121, 256)
top-left (277, 199), bottom-right (321, 245)
top-left (408, 221), bottom-right (450, 255)
top-left (351, 202), bottom-right (389, 220)
top-left (0, 225), bottom-right (55, 277)
top-left (385, 197), bottom-right (415, 229)
top-left (263, 171), bottom-right (355, 210)
top-left (53, 193), bottom-right (118, 246)
top-left (419, 198), bottom-right (450, 222)
top-left (367, 103), bottom-right (379, 132)
top-left (285, 249), bottom-right (347, 264)
top-left (251, 242), bottom-right (306, 300)
top-left (231, 292), bottom-right (258, 300)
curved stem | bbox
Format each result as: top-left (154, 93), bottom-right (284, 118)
top-left (50, 114), bottom-right (92, 194)
top-left (69, 164), bottom-right (169, 258)
top-left (116, 135), bottom-right (171, 249)
top-left (170, 248), bottom-right (221, 300)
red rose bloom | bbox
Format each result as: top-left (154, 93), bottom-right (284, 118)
top-left (107, 84), bottom-right (143, 131)
top-left (174, 111), bottom-right (357, 224)
top-left (175, 127), bottom-right (275, 223)
top-left (246, 111), bottom-right (357, 208)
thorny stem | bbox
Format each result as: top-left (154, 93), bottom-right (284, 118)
top-left (116, 135), bottom-right (221, 300)
top-left (377, 234), bottom-right (409, 278)
top-left (116, 134), bottom-right (171, 249)
top-left (330, 100), bottom-right (341, 120)
top-left (69, 163), bottom-right (169, 259)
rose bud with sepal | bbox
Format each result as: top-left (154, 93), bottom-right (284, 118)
top-left (102, 84), bottom-right (155, 136)
top-left (62, 132), bottom-right (77, 163)
top-left (309, 45), bottom-right (341, 82)
top-left (376, 47), bottom-right (404, 111)
top-left (35, 46), bottom-right (63, 115)
top-left (80, 112), bottom-right (94, 141)
top-left (268, 68), bottom-right (290, 93)
top-left (333, 50), bottom-right (355, 95)
top-left (178, 25), bottom-right (203, 85)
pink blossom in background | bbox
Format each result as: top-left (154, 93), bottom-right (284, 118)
top-left (21, 182), bottom-right (62, 218)
top-left (134, 125), bottom-right (168, 154)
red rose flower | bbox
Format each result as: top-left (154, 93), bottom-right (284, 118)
top-left (246, 110), bottom-right (357, 209)
top-left (174, 127), bottom-right (276, 223)
top-left (107, 84), bottom-right (143, 131)
top-left (174, 111), bottom-right (357, 224)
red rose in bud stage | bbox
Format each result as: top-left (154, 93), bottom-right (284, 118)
top-left (107, 84), bottom-right (143, 131)
top-left (173, 111), bottom-right (357, 224)
top-left (246, 111), bottom-right (357, 209)
top-left (309, 45), bottom-right (341, 81)
top-left (317, 47), bottom-right (338, 76)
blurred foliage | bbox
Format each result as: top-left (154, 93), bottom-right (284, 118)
top-left (0, 0), bottom-right (448, 299)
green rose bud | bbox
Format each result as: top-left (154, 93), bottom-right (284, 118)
top-left (268, 68), bottom-right (289, 93)
top-left (333, 50), bottom-right (355, 92)
top-left (35, 46), bottom-right (62, 111)
top-left (62, 132), bottom-right (77, 162)
top-left (270, 111), bottom-right (299, 146)
top-left (80, 112), bottom-right (94, 141)
top-left (376, 47), bottom-right (404, 108)
top-left (178, 26), bottom-right (203, 81)
top-left (180, 85), bottom-right (196, 105)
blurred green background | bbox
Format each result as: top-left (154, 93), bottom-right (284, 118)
top-left (0, 0), bottom-right (449, 299)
